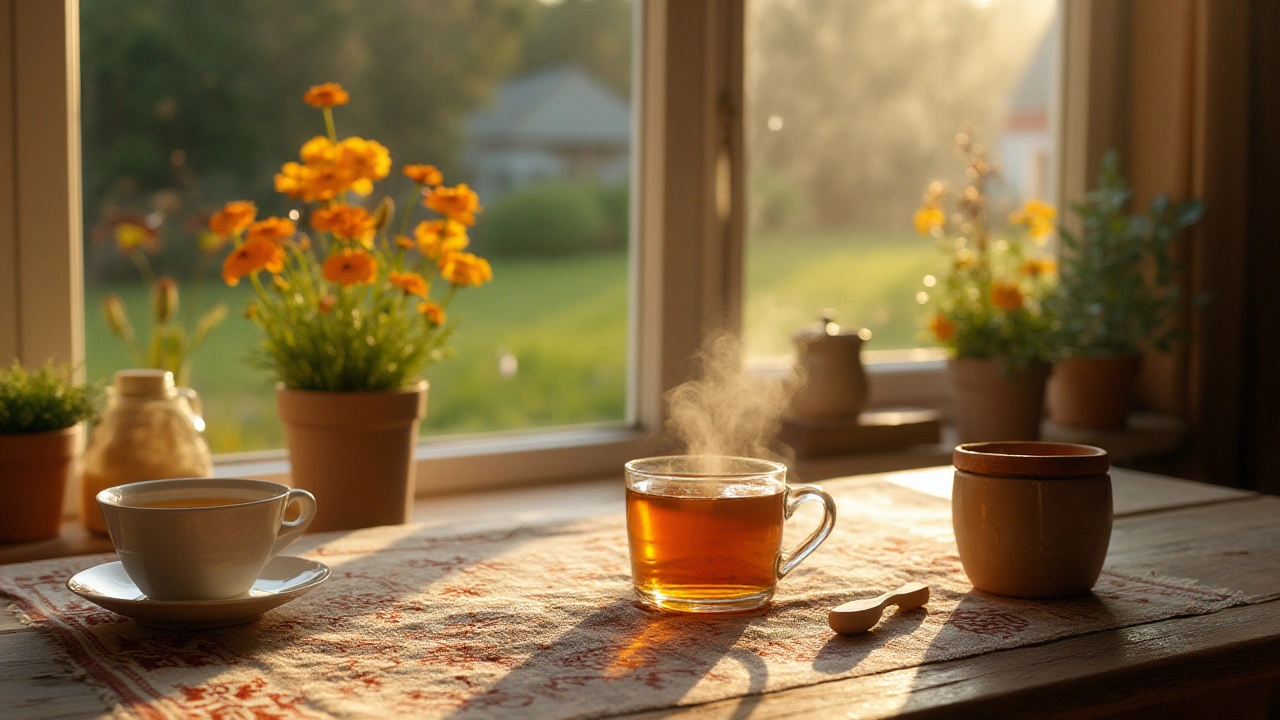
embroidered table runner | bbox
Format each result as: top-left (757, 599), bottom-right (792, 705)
top-left (0, 481), bottom-right (1247, 719)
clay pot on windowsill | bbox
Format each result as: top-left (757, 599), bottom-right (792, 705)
top-left (0, 424), bottom-right (81, 543)
top-left (947, 358), bottom-right (1051, 444)
top-left (276, 382), bottom-right (428, 533)
top-left (1046, 354), bottom-right (1143, 430)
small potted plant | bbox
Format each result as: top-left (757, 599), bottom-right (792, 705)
top-left (1046, 151), bottom-right (1205, 428)
top-left (0, 363), bottom-right (99, 542)
top-left (217, 83), bottom-right (493, 532)
top-left (915, 131), bottom-right (1057, 443)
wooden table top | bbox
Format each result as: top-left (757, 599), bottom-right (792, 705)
top-left (2, 467), bottom-right (1278, 719)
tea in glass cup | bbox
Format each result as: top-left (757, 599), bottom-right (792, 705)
top-left (625, 456), bottom-right (836, 612)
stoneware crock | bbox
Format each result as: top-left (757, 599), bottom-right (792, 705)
top-left (951, 441), bottom-right (1112, 598)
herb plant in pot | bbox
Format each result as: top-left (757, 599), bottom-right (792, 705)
top-left (218, 83), bottom-right (493, 532)
top-left (0, 363), bottom-right (98, 542)
top-left (1047, 151), bottom-right (1204, 429)
top-left (916, 132), bottom-right (1057, 443)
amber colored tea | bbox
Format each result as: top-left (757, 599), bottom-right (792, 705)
top-left (626, 482), bottom-right (785, 605)
top-left (130, 496), bottom-right (248, 509)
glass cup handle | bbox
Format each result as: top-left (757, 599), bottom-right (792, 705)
top-left (776, 484), bottom-right (837, 579)
top-left (270, 489), bottom-right (317, 559)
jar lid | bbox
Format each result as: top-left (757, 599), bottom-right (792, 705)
top-left (114, 369), bottom-right (174, 397)
top-left (953, 441), bottom-right (1109, 478)
top-left (793, 312), bottom-right (872, 345)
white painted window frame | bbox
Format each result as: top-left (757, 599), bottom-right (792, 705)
top-left (1, 0), bottom-right (1111, 499)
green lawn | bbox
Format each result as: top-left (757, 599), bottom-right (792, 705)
top-left (86, 233), bottom-right (939, 454)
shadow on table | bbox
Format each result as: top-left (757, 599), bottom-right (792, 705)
top-left (897, 590), bottom-right (1117, 714)
top-left (809, 606), bottom-right (928, 676)
top-left (445, 597), bottom-right (770, 719)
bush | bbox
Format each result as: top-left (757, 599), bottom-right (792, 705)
top-left (479, 181), bottom-right (607, 256)
top-left (0, 362), bottom-right (100, 434)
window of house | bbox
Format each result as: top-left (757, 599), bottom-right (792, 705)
top-left (743, 0), bottom-right (1061, 364)
top-left (78, 0), bottom-right (636, 456)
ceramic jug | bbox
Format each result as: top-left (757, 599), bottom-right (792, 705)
top-left (80, 369), bottom-right (213, 535)
top-left (789, 314), bottom-right (871, 418)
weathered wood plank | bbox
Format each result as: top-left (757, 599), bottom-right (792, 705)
top-left (617, 599), bottom-right (1280, 720)
top-left (0, 630), bottom-right (110, 719)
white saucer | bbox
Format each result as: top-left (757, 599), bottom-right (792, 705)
top-left (67, 556), bottom-right (330, 630)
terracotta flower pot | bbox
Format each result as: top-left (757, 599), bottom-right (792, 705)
top-left (0, 424), bottom-right (80, 542)
top-left (276, 382), bottom-right (427, 533)
top-left (947, 358), bottom-right (1050, 444)
top-left (1046, 354), bottom-right (1142, 429)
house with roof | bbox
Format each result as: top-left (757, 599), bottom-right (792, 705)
top-left (997, 17), bottom-right (1060, 204)
top-left (464, 65), bottom-right (631, 204)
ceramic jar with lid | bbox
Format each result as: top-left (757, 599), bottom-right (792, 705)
top-left (80, 370), bottom-right (213, 534)
top-left (951, 441), bottom-right (1112, 598)
top-left (789, 314), bottom-right (871, 418)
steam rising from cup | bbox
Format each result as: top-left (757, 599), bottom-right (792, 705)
top-left (664, 332), bottom-right (797, 462)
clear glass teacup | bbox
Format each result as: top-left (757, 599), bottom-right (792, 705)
top-left (624, 455), bottom-right (837, 612)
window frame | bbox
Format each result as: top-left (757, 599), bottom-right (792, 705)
top-left (2, 0), bottom-right (1113, 501)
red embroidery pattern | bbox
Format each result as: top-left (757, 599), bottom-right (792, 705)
top-left (0, 494), bottom-right (1245, 719)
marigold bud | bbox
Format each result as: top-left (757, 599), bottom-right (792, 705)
top-left (102, 294), bottom-right (132, 338)
top-left (373, 196), bottom-right (395, 233)
top-left (151, 277), bottom-right (179, 324)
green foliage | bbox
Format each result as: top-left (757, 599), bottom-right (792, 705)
top-left (247, 271), bottom-right (452, 393)
top-left (1052, 151), bottom-right (1206, 357)
top-left (481, 182), bottom-right (608, 256)
top-left (0, 363), bottom-right (100, 434)
top-left (521, 0), bottom-right (633, 97)
top-left (594, 183), bottom-right (631, 251)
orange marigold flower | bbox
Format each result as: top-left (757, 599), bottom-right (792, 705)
top-left (336, 137), bottom-right (391, 185)
top-left (439, 252), bottom-right (493, 287)
top-left (318, 295), bottom-right (337, 314)
top-left (1009, 199), bottom-right (1057, 242)
top-left (991, 281), bottom-right (1024, 310)
top-left (311, 205), bottom-right (376, 248)
top-left (322, 248), bottom-right (377, 287)
top-left (403, 164), bottom-right (443, 186)
top-left (929, 314), bottom-right (955, 343)
top-left (424, 183), bottom-right (482, 226)
top-left (389, 271), bottom-right (429, 297)
top-left (414, 219), bottom-right (469, 259)
top-left (417, 301), bottom-right (446, 326)
top-left (275, 136), bottom-right (388, 202)
top-left (222, 237), bottom-right (285, 286)
top-left (1019, 257), bottom-right (1057, 278)
top-left (246, 217), bottom-right (296, 245)
top-left (114, 222), bottom-right (159, 253)
top-left (914, 205), bottom-right (945, 236)
top-left (303, 82), bottom-right (350, 108)
top-left (208, 201), bottom-right (257, 238)
top-left (394, 235), bottom-right (415, 250)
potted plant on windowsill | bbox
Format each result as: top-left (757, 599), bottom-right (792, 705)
top-left (217, 83), bottom-right (493, 532)
top-left (1046, 151), bottom-right (1205, 429)
top-left (915, 132), bottom-right (1057, 443)
top-left (0, 363), bottom-right (99, 542)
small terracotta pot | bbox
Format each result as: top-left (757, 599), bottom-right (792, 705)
top-left (0, 424), bottom-right (80, 542)
top-left (952, 441), bottom-right (1112, 598)
top-left (276, 382), bottom-right (427, 533)
top-left (1046, 354), bottom-right (1142, 429)
top-left (947, 358), bottom-right (1051, 443)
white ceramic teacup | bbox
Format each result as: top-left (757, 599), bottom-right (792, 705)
top-left (96, 478), bottom-right (317, 601)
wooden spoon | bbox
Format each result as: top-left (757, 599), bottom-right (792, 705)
top-left (828, 582), bottom-right (930, 634)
